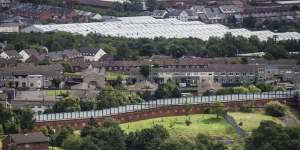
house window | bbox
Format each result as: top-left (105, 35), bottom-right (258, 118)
top-left (22, 82), bottom-right (26, 87)
top-left (30, 83), bottom-right (34, 87)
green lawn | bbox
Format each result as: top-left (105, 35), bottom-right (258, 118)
top-left (120, 114), bottom-right (239, 139)
top-left (229, 112), bottom-right (285, 132)
top-left (47, 90), bottom-right (69, 96)
top-left (106, 72), bottom-right (128, 80)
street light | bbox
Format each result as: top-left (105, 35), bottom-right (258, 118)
top-left (149, 59), bottom-right (152, 81)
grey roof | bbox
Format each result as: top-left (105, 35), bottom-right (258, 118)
top-left (210, 64), bottom-right (262, 73)
top-left (9, 132), bottom-right (48, 144)
top-left (152, 64), bottom-right (262, 73)
top-left (190, 5), bottom-right (206, 13)
top-left (47, 51), bottom-right (63, 61)
top-left (48, 49), bottom-right (81, 61)
top-left (248, 58), bottom-right (298, 65)
top-left (79, 47), bottom-right (102, 56)
top-left (3, 50), bottom-right (21, 57)
top-left (168, 10), bottom-right (183, 16)
top-left (219, 5), bottom-right (241, 13)
top-left (0, 64), bottom-right (63, 78)
top-left (63, 49), bottom-right (82, 58)
top-left (23, 49), bottom-right (39, 56)
top-left (204, 8), bottom-right (226, 19)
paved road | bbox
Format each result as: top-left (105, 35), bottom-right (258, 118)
top-left (35, 91), bottom-right (297, 122)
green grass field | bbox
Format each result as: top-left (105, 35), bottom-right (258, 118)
top-left (106, 72), bottom-right (128, 80)
top-left (47, 90), bottom-right (69, 96)
top-left (229, 112), bottom-right (285, 132)
top-left (120, 114), bottom-right (239, 139)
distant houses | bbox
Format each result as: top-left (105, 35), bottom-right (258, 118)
top-left (0, 50), bottom-right (21, 60)
top-left (0, 47), bottom-right (106, 63)
top-left (79, 47), bottom-right (106, 62)
top-left (150, 4), bottom-right (298, 24)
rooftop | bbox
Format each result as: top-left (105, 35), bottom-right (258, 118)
top-left (22, 16), bottom-right (300, 41)
top-left (8, 132), bottom-right (48, 144)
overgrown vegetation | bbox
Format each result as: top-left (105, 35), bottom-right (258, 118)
top-left (46, 86), bottom-right (143, 113)
top-left (245, 121), bottom-right (300, 150)
top-left (264, 101), bottom-right (287, 117)
top-left (0, 104), bottom-right (35, 134)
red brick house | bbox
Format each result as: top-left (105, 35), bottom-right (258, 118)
top-left (2, 132), bottom-right (49, 150)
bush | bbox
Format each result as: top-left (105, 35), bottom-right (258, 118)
top-left (264, 101), bottom-right (287, 117)
top-left (239, 103), bottom-right (254, 113)
top-left (185, 119), bottom-right (192, 126)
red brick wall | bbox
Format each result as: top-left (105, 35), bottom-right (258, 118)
top-left (34, 98), bottom-right (290, 131)
top-left (16, 142), bottom-right (48, 150)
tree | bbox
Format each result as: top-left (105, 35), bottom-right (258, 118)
top-left (154, 80), bottom-right (181, 99)
top-left (146, 0), bottom-right (158, 11)
top-left (161, 139), bottom-right (197, 150)
top-left (245, 121), bottom-right (300, 150)
top-left (18, 108), bottom-right (35, 133)
top-left (125, 125), bottom-right (169, 150)
top-left (96, 86), bottom-right (142, 109)
top-left (248, 85), bottom-right (261, 93)
top-left (210, 102), bottom-right (225, 119)
top-left (140, 65), bottom-right (150, 78)
top-left (241, 57), bottom-right (248, 64)
top-left (243, 17), bottom-right (256, 29)
top-left (80, 123), bottom-right (126, 150)
top-left (52, 97), bottom-right (81, 113)
top-left (62, 135), bottom-right (83, 150)
top-left (233, 86), bottom-right (250, 94)
top-left (256, 82), bottom-right (273, 92)
top-left (61, 62), bottom-right (73, 73)
top-left (195, 134), bottom-right (225, 150)
top-left (53, 125), bottom-right (74, 147)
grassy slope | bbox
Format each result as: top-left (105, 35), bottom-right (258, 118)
top-left (229, 112), bottom-right (285, 132)
top-left (120, 114), bottom-right (239, 139)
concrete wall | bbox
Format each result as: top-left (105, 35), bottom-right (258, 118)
top-left (34, 98), bottom-right (291, 131)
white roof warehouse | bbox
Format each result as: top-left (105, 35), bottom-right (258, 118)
top-left (22, 16), bottom-right (300, 41)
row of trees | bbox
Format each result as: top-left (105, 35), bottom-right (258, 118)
top-left (2, 32), bottom-right (300, 59)
top-left (46, 86), bottom-right (143, 113)
top-left (0, 103), bottom-right (35, 134)
top-left (216, 82), bottom-right (286, 95)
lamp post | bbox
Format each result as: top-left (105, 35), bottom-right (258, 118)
top-left (149, 59), bottom-right (152, 81)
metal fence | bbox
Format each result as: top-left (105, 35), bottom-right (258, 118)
top-left (223, 112), bottom-right (247, 137)
top-left (35, 90), bottom-right (297, 122)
